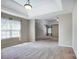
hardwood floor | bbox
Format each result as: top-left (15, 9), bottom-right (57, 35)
top-left (35, 40), bottom-right (76, 59)
top-left (2, 40), bottom-right (76, 59)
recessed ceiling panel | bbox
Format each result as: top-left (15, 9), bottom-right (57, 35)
top-left (14, 0), bottom-right (63, 17)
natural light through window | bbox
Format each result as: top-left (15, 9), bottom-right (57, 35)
top-left (1, 18), bottom-right (21, 40)
top-left (48, 28), bottom-right (51, 34)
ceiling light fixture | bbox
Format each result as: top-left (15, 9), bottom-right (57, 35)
top-left (24, 0), bottom-right (32, 11)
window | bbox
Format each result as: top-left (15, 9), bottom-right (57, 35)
top-left (1, 18), bottom-right (21, 40)
top-left (48, 28), bottom-right (52, 34)
top-left (46, 25), bottom-right (52, 36)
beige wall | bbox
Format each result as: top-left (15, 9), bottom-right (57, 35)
top-left (59, 13), bottom-right (72, 47)
top-left (29, 20), bottom-right (35, 42)
top-left (1, 13), bottom-right (29, 48)
top-left (1, 38), bottom-right (21, 48)
top-left (72, 4), bottom-right (77, 56)
top-left (21, 19), bottom-right (29, 42)
top-left (52, 24), bottom-right (59, 41)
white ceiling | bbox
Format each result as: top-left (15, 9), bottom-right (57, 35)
top-left (14, 0), bottom-right (63, 17)
top-left (1, 0), bottom-right (76, 20)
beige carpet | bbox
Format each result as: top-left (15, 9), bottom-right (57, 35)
top-left (2, 40), bottom-right (76, 59)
